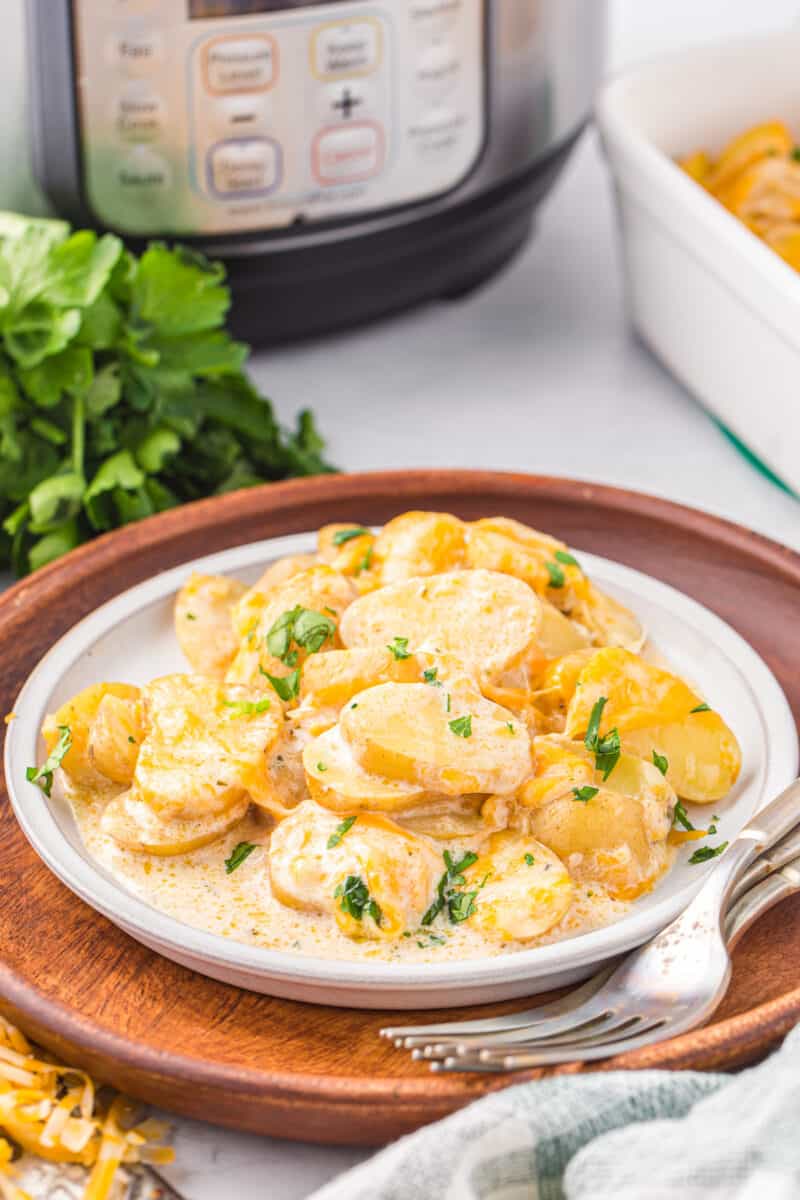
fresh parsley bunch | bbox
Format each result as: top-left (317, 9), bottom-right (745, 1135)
top-left (0, 212), bottom-right (332, 575)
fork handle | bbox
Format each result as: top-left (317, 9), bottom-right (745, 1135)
top-left (725, 855), bottom-right (800, 949)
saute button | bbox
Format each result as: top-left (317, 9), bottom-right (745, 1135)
top-left (117, 146), bottom-right (171, 191)
top-left (208, 138), bottom-right (281, 196)
top-left (312, 20), bottom-right (382, 79)
top-left (312, 123), bottom-right (384, 183)
top-left (115, 86), bottom-right (166, 141)
top-left (107, 29), bottom-right (163, 77)
top-left (203, 36), bottom-right (278, 94)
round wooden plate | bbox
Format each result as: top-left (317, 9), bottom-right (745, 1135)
top-left (1, 470), bottom-right (799, 1147)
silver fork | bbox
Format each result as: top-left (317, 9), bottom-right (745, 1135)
top-left (382, 778), bottom-right (800, 1072)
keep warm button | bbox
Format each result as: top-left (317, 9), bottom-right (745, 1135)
top-left (312, 123), bottom-right (385, 184)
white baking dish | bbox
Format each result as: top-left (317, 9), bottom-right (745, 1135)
top-left (596, 35), bottom-right (800, 495)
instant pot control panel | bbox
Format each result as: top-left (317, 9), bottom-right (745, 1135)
top-left (70, 0), bottom-right (486, 237)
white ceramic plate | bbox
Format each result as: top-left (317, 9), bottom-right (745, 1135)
top-left (5, 534), bottom-right (798, 1009)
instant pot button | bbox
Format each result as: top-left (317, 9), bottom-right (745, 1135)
top-left (107, 29), bottom-right (163, 78)
top-left (117, 146), bottom-right (171, 192)
top-left (213, 93), bottom-right (273, 137)
top-left (312, 20), bottom-right (382, 80)
top-left (208, 138), bottom-right (281, 197)
top-left (415, 42), bottom-right (460, 101)
top-left (115, 86), bottom-right (166, 141)
top-left (312, 123), bottom-right (384, 183)
top-left (203, 36), bottom-right (278, 95)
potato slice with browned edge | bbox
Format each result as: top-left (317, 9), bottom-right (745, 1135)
top-left (372, 511), bottom-right (466, 584)
top-left (339, 680), bottom-right (531, 796)
top-left (269, 801), bottom-right (441, 939)
top-left (564, 647), bottom-right (741, 803)
top-left (462, 831), bottom-right (572, 940)
top-left (174, 572), bottom-right (247, 678)
top-left (300, 646), bottom-right (419, 709)
top-left (101, 791), bottom-right (249, 855)
top-left (304, 725), bottom-right (429, 813)
top-left (87, 692), bottom-right (144, 785)
top-left (339, 568), bottom-right (543, 684)
top-left (42, 682), bottom-right (141, 788)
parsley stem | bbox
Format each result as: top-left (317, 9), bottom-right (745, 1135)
top-left (72, 393), bottom-right (85, 477)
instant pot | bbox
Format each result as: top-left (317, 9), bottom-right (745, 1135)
top-left (21, 0), bottom-right (606, 343)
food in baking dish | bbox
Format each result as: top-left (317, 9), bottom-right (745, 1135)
top-left (30, 512), bottom-right (742, 962)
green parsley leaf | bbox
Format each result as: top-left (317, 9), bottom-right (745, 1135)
top-left (672, 800), bottom-right (695, 831)
top-left (448, 890), bottom-right (478, 923)
top-left (422, 850), bottom-right (480, 926)
top-left (792, 146), bottom-right (800, 162)
top-left (689, 841), bottom-right (729, 865)
top-left (222, 697), bottom-right (271, 718)
top-left (185, 612), bottom-right (197, 621)
top-left (266, 606), bottom-right (301, 660)
top-left (423, 667), bottom-right (440, 686)
top-left (293, 608), bottom-right (336, 653)
top-left (127, 735), bottom-right (137, 745)
top-left (690, 702), bottom-right (711, 714)
top-left (506, 722), bottom-right (515, 733)
top-left (334, 874), bottom-right (382, 924)
top-left (26, 724), bottom-right (72, 797)
top-left (584, 696), bottom-right (621, 780)
top-left (387, 636), bottom-right (410, 660)
top-left (261, 667), bottom-right (300, 702)
top-left (445, 693), bottom-right (451, 713)
top-left (224, 841), bottom-right (257, 874)
top-left (448, 714), bottom-right (472, 738)
top-left (708, 823), bottom-right (718, 835)
top-left (524, 852), bottom-right (535, 866)
top-left (652, 750), bottom-right (669, 776)
top-left (332, 526), bottom-right (370, 545)
top-left (356, 546), bottom-right (373, 574)
top-left (545, 560), bottom-right (566, 588)
top-left (572, 785), bottom-right (599, 803)
top-left (555, 549), bottom-right (580, 568)
top-left (327, 815), bottom-right (357, 849)
top-left (316, 761), bottom-right (328, 773)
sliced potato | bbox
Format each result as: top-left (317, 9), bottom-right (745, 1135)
top-left (317, 524), bottom-right (376, 579)
top-left (249, 554), bottom-right (317, 594)
top-left (268, 801), bottom-right (441, 939)
top-left (299, 646), bottom-right (418, 709)
top-left (537, 601), bottom-right (591, 659)
top-left (174, 572), bottom-right (247, 678)
top-left (372, 511), bottom-right (466, 584)
top-left (102, 791), bottom-right (248, 855)
top-left (303, 725), bottom-right (429, 813)
top-left (133, 673), bottom-right (282, 820)
top-left (87, 692), bottom-right (144, 785)
top-left (396, 795), bottom-right (490, 840)
top-left (339, 680), bottom-right (531, 796)
top-left (463, 831), bottom-right (572, 940)
top-left (564, 647), bottom-right (741, 802)
top-left (339, 568), bottom-right (543, 683)
top-left (42, 682), bottom-right (141, 788)
top-left (579, 582), bottom-right (645, 652)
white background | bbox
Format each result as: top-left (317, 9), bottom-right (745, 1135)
top-left (5, 1), bottom-right (800, 1196)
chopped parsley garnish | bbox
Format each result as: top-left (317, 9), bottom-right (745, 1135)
top-left (672, 799), bottom-right (695, 831)
top-left (266, 605), bottom-right (335, 662)
top-left (422, 850), bottom-right (480, 926)
top-left (223, 697), bottom-right (271, 718)
top-left (583, 696), bottom-right (621, 780)
top-left (506, 722), bottom-right (515, 734)
top-left (652, 750), bottom-right (669, 776)
top-left (334, 874), bottom-right (382, 924)
top-left (327, 815), bottom-right (357, 849)
top-left (332, 526), bottom-right (370, 546)
top-left (555, 549), bottom-right (580, 568)
top-left (225, 841), bottom-right (257, 874)
top-left (423, 667), bottom-right (440, 686)
top-left (26, 724), bottom-right (72, 798)
top-left (445, 693), bottom-right (451, 713)
top-left (792, 146), bottom-right (800, 162)
top-left (708, 823), bottom-right (718, 835)
top-left (316, 761), bottom-right (328, 773)
top-left (545, 560), bottom-right (566, 588)
top-left (356, 546), bottom-right (373, 574)
top-left (689, 841), bottom-right (729, 865)
top-left (261, 667), bottom-right (300, 702)
top-left (127, 735), bottom-right (137, 745)
top-left (185, 612), bottom-right (197, 620)
top-left (690, 702), bottom-right (711, 714)
top-left (387, 636), bottom-right (411, 660)
top-left (448, 714), bottom-right (472, 738)
top-left (572, 785), bottom-right (599, 803)
top-left (524, 853), bottom-right (535, 866)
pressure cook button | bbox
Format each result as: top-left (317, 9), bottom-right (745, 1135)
top-left (115, 86), bottom-right (166, 141)
top-left (415, 42), bottom-right (460, 99)
top-left (107, 29), bottom-right (163, 77)
top-left (117, 146), bottom-right (171, 191)
top-left (208, 138), bottom-right (281, 197)
top-left (312, 123), bottom-right (384, 184)
top-left (312, 20), bottom-right (382, 80)
top-left (203, 36), bottom-right (278, 95)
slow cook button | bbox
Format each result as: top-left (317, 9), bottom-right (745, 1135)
top-left (117, 146), bottom-right (171, 191)
top-left (312, 20), bottom-right (382, 79)
top-left (115, 86), bottom-right (166, 141)
top-left (312, 123), bottom-right (384, 184)
top-left (203, 36), bottom-right (278, 94)
top-left (208, 138), bottom-right (281, 197)
top-left (106, 29), bottom-right (163, 77)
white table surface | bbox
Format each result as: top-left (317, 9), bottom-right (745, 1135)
top-left (155, 117), bottom-right (799, 1200)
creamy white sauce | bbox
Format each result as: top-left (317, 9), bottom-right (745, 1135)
top-left (69, 785), bottom-right (638, 964)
